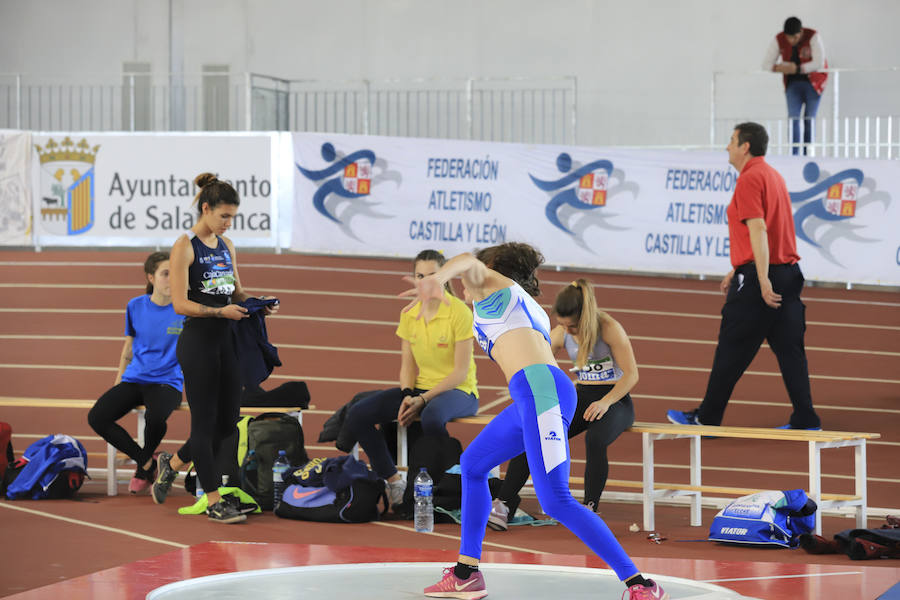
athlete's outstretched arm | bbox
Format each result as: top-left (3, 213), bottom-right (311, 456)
top-left (400, 252), bottom-right (510, 313)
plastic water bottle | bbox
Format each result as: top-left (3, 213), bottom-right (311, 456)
top-left (413, 467), bottom-right (434, 532)
top-left (272, 450), bottom-right (290, 511)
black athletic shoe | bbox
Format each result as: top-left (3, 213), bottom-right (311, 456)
top-left (222, 492), bottom-right (258, 515)
top-left (151, 452), bottom-right (177, 505)
top-left (207, 499), bottom-right (247, 524)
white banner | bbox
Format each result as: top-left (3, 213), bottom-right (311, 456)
top-left (768, 156), bottom-right (899, 285)
top-left (32, 133), bottom-right (275, 247)
top-left (291, 133), bottom-right (900, 285)
top-left (0, 130), bottom-right (32, 246)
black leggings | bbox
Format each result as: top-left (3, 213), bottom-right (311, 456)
top-left (498, 383), bottom-right (634, 514)
top-left (175, 317), bottom-right (242, 493)
top-left (88, 382), bottom-right (182, 467)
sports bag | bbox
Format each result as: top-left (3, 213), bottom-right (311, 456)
top-left (205, 412), bottom-right (308, 510)
top-left (275, 478), bottom-right (387, 523)
top-left (5, 434), bottom-right (88, 500)
top-left (708, 489), bottom-right (817, 547)
top-left (248, 413), bottom-right (308, 510)
top-left (275, 456), bottom-right (387, 523)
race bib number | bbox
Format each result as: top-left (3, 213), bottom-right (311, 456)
top-left (201, 272), bottom-right (235, 296)
top-left (577, 355), bottom-right (617, 382)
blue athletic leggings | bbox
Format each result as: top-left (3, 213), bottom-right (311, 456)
top-left (458, 363), bottom-right (638, 581)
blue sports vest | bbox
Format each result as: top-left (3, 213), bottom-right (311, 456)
top-left (186, 232), bottom-right (234, 307)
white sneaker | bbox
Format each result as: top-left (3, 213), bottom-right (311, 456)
top-left (487, 498), bottom-right (509, 531)
top-left (387, 479), bottom-right (406, 508)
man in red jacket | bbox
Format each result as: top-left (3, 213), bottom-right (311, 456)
top-left (668, 122), bottom-right (822, 431)
top-left (763, 16), bottom-right (827, 155)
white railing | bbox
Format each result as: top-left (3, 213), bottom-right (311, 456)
top-left (710, 66), bottom-right (900, 158)
top-left (0, 72), bottom-right (249, 132)
top-left (250, 74), bottom-right (577, 144)
top-left (0, 72), bottom-right (577, 145)
top-left (756, 115), bottom-right (898, 159)
top-left (4, 68), bottom-right (899, 158)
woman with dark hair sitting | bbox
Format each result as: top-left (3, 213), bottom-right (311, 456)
top-left (88, 252), bottom-right (184, 494)
top-left (344, 249), bottom-right (479, 509)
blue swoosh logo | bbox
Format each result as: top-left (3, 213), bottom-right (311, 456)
top-left (296, 150), bottom-right (376, 180)
top-left (790, 168), bottom-right (863, 247)
top-left (529, 159), bottom-right (613, 191)
top-left (530, 159), bottom-right (613, 234)
top-left (296, 149), bottom-right (377, 223)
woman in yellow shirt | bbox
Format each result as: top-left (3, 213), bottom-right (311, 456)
top-left (344, 249), bottom-right (479, 508)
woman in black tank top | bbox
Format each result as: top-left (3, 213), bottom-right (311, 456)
top-left (494, 278), bottom-right (637, 524)
top-left (151, 172), bottom-right (278, 524)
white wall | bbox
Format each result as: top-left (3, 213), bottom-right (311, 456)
top-left (1, 0), bottom-right (898, 146)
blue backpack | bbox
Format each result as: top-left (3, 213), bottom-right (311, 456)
top-left (708, 489), bottom-right (817, 547)
top-left (5, 435), bottom-right (88, 500)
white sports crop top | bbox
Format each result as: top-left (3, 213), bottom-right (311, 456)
top-left (472, 283), bottom-right (551, 360)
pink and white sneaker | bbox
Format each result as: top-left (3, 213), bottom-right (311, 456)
top-left (128, 461), bottom-right (157, 494)
top-left (623, 579), bottom-right (669, 600)
top-left (423, 567), bottom-right (487, 599)
top-left (128, 475), bottom-right (152, 494)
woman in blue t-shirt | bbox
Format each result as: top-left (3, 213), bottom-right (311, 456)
top-left (88, 252), bottom-right (185, 494)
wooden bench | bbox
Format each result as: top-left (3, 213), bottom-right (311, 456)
top-left (626, 422), bottom-right (878, 535)
top-left (396, 415), bottom-right (879, 535)
top-left (0, 397), bottom-right (306, 497)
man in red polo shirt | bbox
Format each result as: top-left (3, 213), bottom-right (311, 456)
top-left (668, 122), bottom-right (822, 430)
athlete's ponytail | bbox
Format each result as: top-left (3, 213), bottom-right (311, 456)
top-left (553, 278), bottom-right (600, 370)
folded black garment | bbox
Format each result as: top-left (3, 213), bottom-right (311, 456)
top-left (242, 381), bottom-right (310, 409)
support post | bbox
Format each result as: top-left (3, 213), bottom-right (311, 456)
top-left (689, 435), bottom-right (702, 526)
top-left (809, 441), bottom-right (823, 535)
top-left (642, 432), bottom-right (655, 531)
top-left (106, 443), bottom-right (117, 496)
top-left (855, 441), bottom-right (867, 528)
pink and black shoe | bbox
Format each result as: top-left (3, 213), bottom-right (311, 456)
top-left (423, 566), bottom-right (487, 599)
top-left (128, 461), bottom-right (157, 494)
top-left (623, 579), bottom-right (669, 600)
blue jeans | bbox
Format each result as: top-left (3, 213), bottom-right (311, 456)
top-left (786, 79), bottom-right (821, 155)
top-left (345, 387), bottom-right (478, 479)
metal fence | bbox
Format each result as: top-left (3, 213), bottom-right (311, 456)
top-left (709, 66), bottom-right (900, 158)
top-left (252, 75), bottom-right (577, 144)
top-left (0, 73), bottom-right (249, 132)
top-left (0, 72), bottom-right (577, 145)
top-left (743, 115), bottom-right (900, 159)
top-left (4, 68), bottom-right (899, 158)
